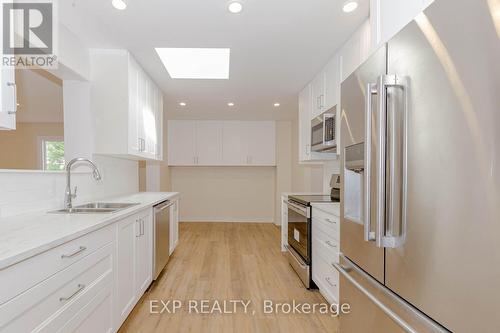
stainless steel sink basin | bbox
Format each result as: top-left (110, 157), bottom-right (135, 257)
top-left (74, 202), bottom-right (140, 210)
top-left (49, 202), bottom-right (140, 214)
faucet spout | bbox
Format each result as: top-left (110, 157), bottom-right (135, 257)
top-left (65, 158), bottom-right (102, 209)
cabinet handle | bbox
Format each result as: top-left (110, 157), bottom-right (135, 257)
top-left (325, 277), bottom-right (337, 287)
top-left (325, 240), bottom-right (337, 248)
top-left (136, 219), bottom-right (141, 237)
top-left (7, 82), bottom-right (17, 114)
top-left (325, 218), bottom-right (337, 224)
top-left (59, 284), bottom-right (85, 302)
top-left (61, 246), bottom-right (86, 259)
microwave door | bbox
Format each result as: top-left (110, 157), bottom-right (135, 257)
top-left (340, 45), bottom-right (387, 284)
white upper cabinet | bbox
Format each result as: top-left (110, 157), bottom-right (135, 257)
top-left (324, 55), bottom-right (341, 112)
top-left (222, 121), bottom-right (246, 165)
top-left (0, 67), bottom-right (16, 130)
top-left (339, 20), bottom-right (372, 82)
top-left (90, 50), bottom-right (163, 161)
top-left (168, 120), bottom-right (276, 166)
top-left (0, 18), bottom-right (16, 130)
top-left (311, 72), bottom-right (325, 118)
top-left (375, 0), bottom-right (433, 46)
top-left (167, 120), bottom-right (196, 166)
top-left (242, 121), bottom-right (276, 166)
top-left (298, 84), bottom-right (313, 162)
top-left (196, 121), bottom-right (223, 165)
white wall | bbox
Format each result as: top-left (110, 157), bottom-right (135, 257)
top-left (171, 167), bottom-right (276, 223)
top-left (0, 155), bottom-right (138, 218)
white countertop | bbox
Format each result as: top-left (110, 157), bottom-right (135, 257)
top-left (311, 202), bottom-right (340, 216)
top-left (281, 192), bottom-right (324, 198)
top-left (0, 192), bottom-right (179, 270)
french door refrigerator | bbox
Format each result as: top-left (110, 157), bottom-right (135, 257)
top-left (336, 0), bottom-right (500, 332)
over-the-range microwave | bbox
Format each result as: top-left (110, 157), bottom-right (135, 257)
top-left (311, 106), bottom-right (337, 152)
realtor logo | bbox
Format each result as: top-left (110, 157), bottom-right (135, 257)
top-left (2, 0), bottom-right (58, 69)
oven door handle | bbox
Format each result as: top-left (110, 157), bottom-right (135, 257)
top-left (287, 201), bottom-right (309, 218)
top-left (285, 245), bottom-right (308, 269)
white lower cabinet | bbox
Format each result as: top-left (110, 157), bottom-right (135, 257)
top-left (0, 206), bottom-right (159, 333)
top-left (170, 199), bottom-right (179, 255)
top-left (115, 208), bottom-right (152, 328)
top-left (312, 205), bottom-right (340, 305)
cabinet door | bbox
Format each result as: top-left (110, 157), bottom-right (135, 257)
top-left (170, 200), bottom-right (179, 255)
top-left (167, 120), bottom-right (196, 165)
top-left (156, 89), bottom-right (164, 160)
top-left (137, 69), bottom-right (147, 156)
top-left (144, 79), bottom-right (157, 159)
top-left (311, 72), bottom-right (325, 118)
top-left (115, 216), bottom-right (137, 325)
top-left (135, 211), bottom-right (152, 296)
top-left (128, 59), bottom-right (141, 154)
top-left (324, 55), bottom-right (340, 111)
top-left (195, 121), bottom-right (222, 165)
top-left (0, 66), bottom-right (16, 130)
top-left (299, 85), bottom-right (312, 161)
top-left (243, 121), bottom-right (276, 166)
top-left (222, 121), bottom-right (246, 165)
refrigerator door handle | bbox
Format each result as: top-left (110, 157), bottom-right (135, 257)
top-left (333, 254), bottom-right (448, 333)
top-left (378, 74), bottom-right (409, 248)
top-left (364, 83), bottom-right (378, 242)
top-left (375, 75), bottom-right (388, 248)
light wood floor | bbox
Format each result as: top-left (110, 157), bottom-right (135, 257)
top-left (119, 223), bottom-right (339, 333)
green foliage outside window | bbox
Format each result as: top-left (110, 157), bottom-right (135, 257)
top-left (45, 141), bottom-right (65, 171)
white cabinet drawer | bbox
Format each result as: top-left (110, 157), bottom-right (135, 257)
top-left (312, 250), bottom-right (339, 305)
top-left (312, 208), bottom-right (339, 233)
top-left (313, 234), bottom-right (339, 265)
top-left (312, 217), bottom-right (339, 244)
top-left (0, 224), bottom-right (114, 305)
top-left (40, 273), bottom-right (113, 333)
top-left (0, 243), bottom-right (113, 333)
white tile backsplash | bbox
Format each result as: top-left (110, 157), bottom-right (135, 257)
top-left (0, 155), bottom-right (138, 218)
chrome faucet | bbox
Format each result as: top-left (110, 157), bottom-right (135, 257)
top-left (65, 158), bottom-right (102, 209)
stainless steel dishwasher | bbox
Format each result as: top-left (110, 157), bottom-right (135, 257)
top-left (153, 200), bottom-right (173, 280)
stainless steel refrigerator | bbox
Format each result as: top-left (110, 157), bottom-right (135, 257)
top-left (336, 0), bottom-right (500, 332)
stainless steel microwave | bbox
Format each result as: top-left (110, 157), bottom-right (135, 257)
top-left (311, 106), bottom-right (337, 152)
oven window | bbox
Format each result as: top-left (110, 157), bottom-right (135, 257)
top-left (288, 206), bottom-right (309, 263)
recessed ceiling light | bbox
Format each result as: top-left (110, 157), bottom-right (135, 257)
top-left (343, 1), bottom-right (358, 13)
top-left (228, 1), bottom-right (243, 14)
top-left (273, 103), bottom-right (280, 107)
top-left (112, 0), bottom-right (127, 10)
top-left (179, 102), bottom-right (187, 107)
top-left (227, 102), bottom-right (235, 107)
top-left (155, 48), bottom-right (230, 79)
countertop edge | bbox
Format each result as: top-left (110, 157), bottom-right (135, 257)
top-left (0, 192), bottom-right (180, 270)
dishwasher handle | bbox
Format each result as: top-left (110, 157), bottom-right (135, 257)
top-left (155, 201), bottom-right (174, 212)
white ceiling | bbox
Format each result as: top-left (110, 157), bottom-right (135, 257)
top-left (61, 0), bottom-right (369, 120)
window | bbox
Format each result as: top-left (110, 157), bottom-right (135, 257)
top-left (40, 137), bottom-right (65, 171)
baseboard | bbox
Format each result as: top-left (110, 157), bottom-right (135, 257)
top-left (181, 218), bottom-right (275, 223)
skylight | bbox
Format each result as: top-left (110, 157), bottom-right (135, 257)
top-left (155, 48), bottom-right (230, 79)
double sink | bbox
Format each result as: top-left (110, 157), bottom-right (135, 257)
top-left (50, 202), bottom-right (140, 214)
